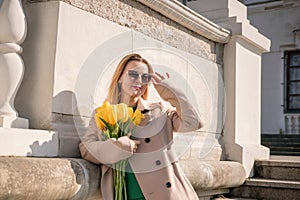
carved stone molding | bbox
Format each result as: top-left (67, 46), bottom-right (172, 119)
top-left (136, 0), bottom-right (231, 43)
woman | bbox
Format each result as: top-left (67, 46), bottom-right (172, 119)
top-left (79, 53), bottom-right (204, 200)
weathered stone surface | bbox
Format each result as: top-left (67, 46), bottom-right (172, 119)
top-left (0, 157), bottom-right (100, 200)
top-left (0, 157), bottom-right (246, 199)
top-left (180, 160), bottom-right (246, 190)
top-left (177, 132), bottom-right (223, 161)
top-left (22, 0), bottom-right (219, 63)
top-left (231, 181), bottom-right (300, 200)
top-left (255, 160), bottom-right (300, 181)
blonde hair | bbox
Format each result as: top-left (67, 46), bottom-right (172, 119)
top-left (105, 53), bottom-right (154, 104)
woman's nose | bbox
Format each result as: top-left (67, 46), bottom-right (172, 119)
top-left (135, 75), bottom-right (143, 84)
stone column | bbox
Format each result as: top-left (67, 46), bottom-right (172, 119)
top-left (0, 0), bottom-right (28, 128)
top-left (294, 29), bottom-right (300, 49)
top-left (188, 0), bottom-right (271, 176)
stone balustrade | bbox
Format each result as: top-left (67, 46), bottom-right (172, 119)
top-left (285, 114), bottom-right (300, 134)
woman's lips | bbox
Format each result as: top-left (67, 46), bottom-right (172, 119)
top-left (132, 85), bottom-right (141, 90)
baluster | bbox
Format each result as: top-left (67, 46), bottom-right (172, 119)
top-left (291, 116), bottom-right (296, 134)
top-left (294, 115), bottom-right (299, 134)
top-left (285, 115), bottom-right (292, 134)
top-left (0, 0), bottom-right (28, 128)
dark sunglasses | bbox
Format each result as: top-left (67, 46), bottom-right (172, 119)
top-left (127, 70), bottom-right (152, 84)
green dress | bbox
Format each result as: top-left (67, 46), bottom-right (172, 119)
top-left (126, 106), bottom-right (145, 200)
top-left (125, 164), bottom-right (145, 200)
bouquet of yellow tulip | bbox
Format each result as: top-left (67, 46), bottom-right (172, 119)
top-left (94, 101), bottom-right (144, 200)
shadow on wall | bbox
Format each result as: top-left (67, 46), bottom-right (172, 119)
top-left (27, 132), bottom-right (59, 157)
top-left (27, 90), bottom-right (89, 158)
top-left (52, 90), bottom-right (88, 158)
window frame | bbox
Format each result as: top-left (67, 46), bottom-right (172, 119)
top-left (284, 50), bottom-right (300, 113)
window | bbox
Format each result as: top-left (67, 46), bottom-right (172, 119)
top-left (285, 50), bottom-right (300, 113)
top-left (178, 0), bottom-right (194, 5)
top-left (239, 0), bottom-right (281, 6)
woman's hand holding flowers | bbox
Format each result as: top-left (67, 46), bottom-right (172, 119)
top-left (126, 132), bottom-right (140, 153)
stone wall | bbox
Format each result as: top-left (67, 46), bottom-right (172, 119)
top-left (22, 0), bottom-right (222, 64)
top-left (16, 0), bottom-right (225, 159)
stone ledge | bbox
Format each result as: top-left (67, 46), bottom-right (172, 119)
top-left (179, 160), bottom-right (246, 190)
top-left (0, 128), bottom-right (58, 157)
top-left (244, 178), bottom-right (300, 189)
top-left (0, 157), bottom-right (245, 200)
top-left (136, 0), bottom-right (230, 43)
top-left (0, 157), bottom-right (100, 200)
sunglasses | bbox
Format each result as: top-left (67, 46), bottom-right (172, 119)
top-left (126, 70), bottom-right (152, 84)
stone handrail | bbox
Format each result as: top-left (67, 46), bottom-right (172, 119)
top-left (0, 157), bottom-right (246, 199)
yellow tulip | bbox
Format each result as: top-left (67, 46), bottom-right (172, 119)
top-left (114, 103), bottom-right (129, 122)
top-left (95, 101), bottom-right (145, 131)
top-left (94, 101), bottom-right (117, 130)
top-left (94, 111), bottom-right (104, 130)
top-left (132, 109), bottom-right (144, 125)
top-left (94, 101), bottom-right (145, 200)
top-left (102, 101), bottom-right (116, 125)
top-left (128, 107), bottom-right (134, 120)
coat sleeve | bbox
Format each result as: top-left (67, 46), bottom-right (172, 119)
top-left (154, 79), bottom-right (204, 132)
top-left (79, 114), bottom-right (133, 165)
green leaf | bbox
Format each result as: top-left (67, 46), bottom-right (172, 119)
top-left (99, 117), bottom-right (113, 132)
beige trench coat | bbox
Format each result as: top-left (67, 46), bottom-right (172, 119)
top-left (79, 79), bottom-right (203, 200)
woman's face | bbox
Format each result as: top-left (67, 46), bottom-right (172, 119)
top-left (119, 60), bottom-right (150, 101)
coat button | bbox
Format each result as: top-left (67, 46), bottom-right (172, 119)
top-left (155, 160), bottom-right (161, 166)
top-left (145, 138), bottom-right (151, 143)
top-left (165, 182), bottom-right (172, 188)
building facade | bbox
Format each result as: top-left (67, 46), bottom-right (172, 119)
top-left (0, 0), bottom-right (270, 199)
top-left (240, 0), bottom-right (300, 134)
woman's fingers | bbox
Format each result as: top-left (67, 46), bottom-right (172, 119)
top-left (134, 140), bottom-right (141, 144)
top-left (155, 72), bottom-right (164, 79)
top-left (166, 72), bottom-right (170, 78)
top-left (151, 72), bottom-right (170, 85)
top-left (133, 140), bottom-right (141, 152)
top-left (129, 139), bottom-right (141, 153)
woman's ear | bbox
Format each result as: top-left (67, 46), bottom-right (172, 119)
top-left (118, 78), bottom-right (122, 84)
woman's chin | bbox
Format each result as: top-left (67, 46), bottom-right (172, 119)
top-left (130, 91), bottom-right (142, 98)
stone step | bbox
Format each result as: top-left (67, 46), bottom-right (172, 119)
top-left (262, 140), bottom-right (300, 144)
top-left (255, 160), bottom-right (300, 181)
top-left (245, 178), bottom-right (300, 189)
top-left (261, 135), bottom-right (300, 143)
top-left (261, 134), bottom-right (300, 156)
top-left (261, 134), bottom-right (300, 141)
top-left (213, 197), bottom-right (257, 200)
top-left (262, 142), bottom-right (300, 147)
top-left (270, 155), bottom-right (300, 161)
top-left (269, 150), bottom-right (300, 156)
top-left (267, 146), bottom-right (300, 151)
top-left (231, 178), bottom-right (300, 200)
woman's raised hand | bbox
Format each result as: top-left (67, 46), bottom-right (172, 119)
top-left (151, 72), bottom-right (170, 85)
